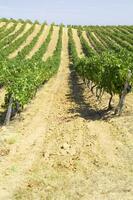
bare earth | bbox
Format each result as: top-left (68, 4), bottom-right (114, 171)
top-left (13, 23), bottom-right (32, 42)
top-left (0, 27), bottom-right (133, 200)
top-left (82, 31), bottom-right (95, 50)
top-left (26, 25), bottom-right (50, 59)
top-left (72, 28), bottom-right (84, 58)
top-left (1, 23), bottom-right (23, 48)
top-left (42, 26), bottom-right (59, 61)
top-left (0, 22), bottom-right (6, 28)
top-left (92, 32), bottom-right (104, 45)
top-left (7, 23), bottom-right (22, 37)
top-left (93, 31), bottom-right (108, 48)
top-left (8, 24), bottom-right (41, 59)
top-left (6, 22), bottom-right (14, 30)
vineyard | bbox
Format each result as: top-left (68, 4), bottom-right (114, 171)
top-left (0, 18), bottom-right (133, 199)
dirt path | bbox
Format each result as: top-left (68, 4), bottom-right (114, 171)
top-left (0, 22), bottom-right (6, 28)
top-left (7, 23), bottom-right (22, 36)
top-left (10, 28), bottom-right (133, 200)
top-left (0, 27), bottom-right (133, 200)
top-left (94, 31), bottom-right (108, 47)
top-left (26, 25), bottom-right (50, 59)
top-left (6, 22), bottom-right (14, 29)
top-left (8, 24), bottom-right (41, 59)
top-left (1, 23), bottom-right (22, 45)
top-left (72, 28), bottom-right (84, 58)
top-left (42, 26), bottom-right (59, 61)
top-left (92, 32), bottom-right (102, 44)
top-left (13, 23), bottom-right (32, 42)
top-left (0, 27), bottom-right (68, 199)
top-left (82, 31), bottom-right (94, 49)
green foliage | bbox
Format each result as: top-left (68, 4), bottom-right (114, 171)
top-left (25, 19), bottom-right (33, 24)
top-left (31, 25), bottom-right (54, 61)
top-left (34, 20), bottom-right (40, 25)
top-left (0, 19), bottom-right (133, 121)
top-left (0, 23), bottom-right (27, 49)
top-left (15, 24), bottom-right (45, 58)
top-left (76, 50), bottom-right (133, 96)
top-left (77, 29), bottom-right (95, 57)
top-left (68, 28), bottom-right (79, 66)
top-left (0, 23), bottom-right (36, 58)
top-left (86, 31), bottom-right (106, 53)
top-left (68, 26), bottom-right (133, 111)
top-left (0, 23), bottom-right (17, 41)
top-left (1, 26), bottom-right (63, 113)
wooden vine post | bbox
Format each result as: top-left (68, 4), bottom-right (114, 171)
top-left (4, 95), bottom-right (13, 126)
top-left (115, 70), bottom-right (132, 115)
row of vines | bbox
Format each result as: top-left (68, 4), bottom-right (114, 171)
top-left (0, 19), bottom-right (63, 125)
top-left (68, 26), bottom-right (133, 115)
top-left (0, 18), bottom-right (133, 124)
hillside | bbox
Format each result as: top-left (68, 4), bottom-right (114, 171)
top-left (0, 18), bottom-right (133, 199)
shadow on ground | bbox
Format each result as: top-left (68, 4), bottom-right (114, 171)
top-left (67, 68), bottom-right (115, 121)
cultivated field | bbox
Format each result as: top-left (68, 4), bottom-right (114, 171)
top-left (0, 18), bottom-right (133, 199)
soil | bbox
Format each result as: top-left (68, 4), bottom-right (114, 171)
top-left (42, 26), bottom-right (59, 61)
top-left (0, 27), bottom-right (133, 200)
top-left (8, 23), bottom-right (22, 36)
top-left (92, 32), bottom-right (104, 45)
top-left (72, 28), bottom-right (84, 57)
top-left (1, 23), bottom-right (23, 49)
top-left (8, 24), bottom-right (41, 59)
top-left (26, 25), bottom-right (50, 59)
top-left (6, 22), bottom-right (14, 29)
top-left (82, 30), bottom-right (94, 49)
top-left (13, 23), bottom-right (32, 42)
top-left (0, 22), bottom-right (6, 28)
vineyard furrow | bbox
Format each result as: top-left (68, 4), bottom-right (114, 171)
top-left (72, 28), bottom-right (84, 58)
top-left (42, 26), bottom-right (59, 61)
top-left (9, 23), bottom-right (22, 36)
top-left (86, 31), bottom-right (105, 53)
top-left (26, 25), bottom-right (50, 59)
top-left (104, 34), bottom-right (121, 49)
top-left (5, 22), bottom-right (14, 31)
top-left (1, 23), bottom-right (22, 42)
top-left (82, 31), bottom-right (95, 49)
top-left (96, 30), bottom-right (121, 51)
top-left (0, 18), bottom-right (133, 199)
top-left (2, 26), bottom-right (132, 200)
top-left (0, 27), bottom-right (67, 199)
top-left (0, 21), bottom-right (12, 34)
top-left (111, 28), bottom-right (133, 47)
top-left (6, 22), bottom-right (14, 29)
top-left (8, 24), bottom-right (41, 59)
top-left (92, 32), bottom-right (103, 45)
top-left (102, 29), bottom-right (133, 51)
top-left (86, 33), bottom-right (96, 51)
top-left (1, 23), bottom-right (23, 49)
top-left (13, 23), bottom-right (32, 42)
top-left (93, 32), bottom-right (110, 48)
top-left (0, 22), bottom-right (6, 28)
top-left (125, 27), bottom-right (133, 34)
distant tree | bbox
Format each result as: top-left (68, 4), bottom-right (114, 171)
top-left (51, 22), bottom-right (56, 26)
top-left (67, 25), bottom-right (72, 28)
top-left (18, 19), bottom-right (25, 23)
top-left (25, 19), bottom-right (33, 24)
top-left (34, 20), bottom-right (40, 25)
top-left (10, 18), bottom-right (17, 23)
top-left (60, 23), bottom-right (65, 27)
top-left (44, 21), bottom-right (48, 25)
top-left (0, 18), bottom-right (8, 22)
